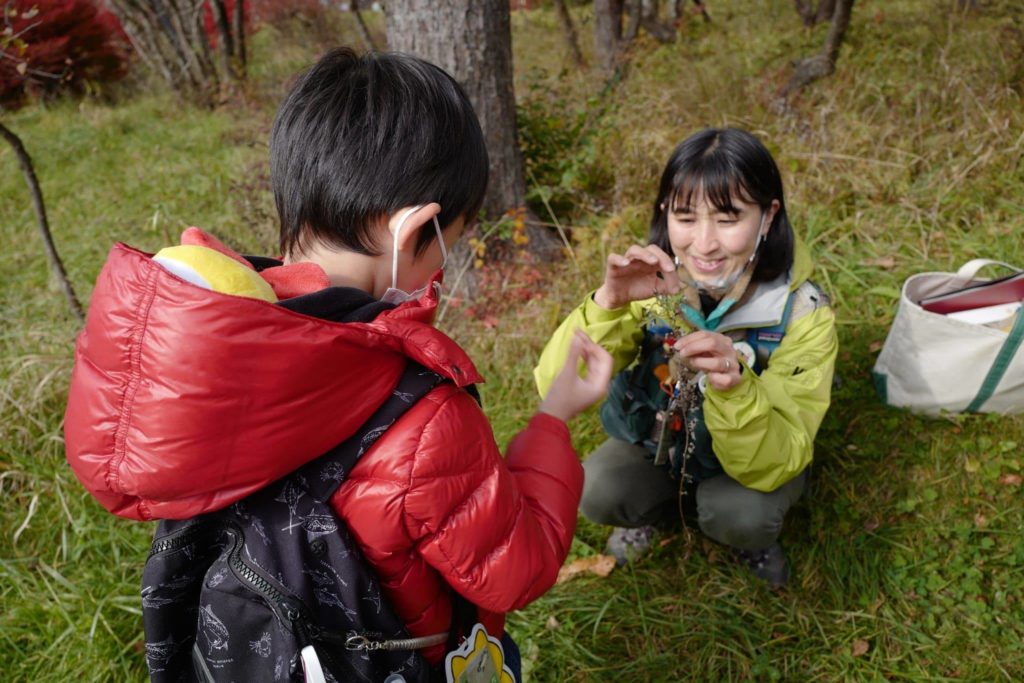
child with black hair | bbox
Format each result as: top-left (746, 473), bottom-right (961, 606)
top-left (65, 48), bottom-right (612, 680)
top-left (535, 128), bottom-right (838, 589)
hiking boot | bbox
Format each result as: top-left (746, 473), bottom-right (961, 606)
top-left (605, 525), bottom-right (657, 567)
top-left (737, 542), bottom-right (789, 590)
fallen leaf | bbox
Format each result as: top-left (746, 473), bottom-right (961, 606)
top-left (974, 512), bottom-right (988, 528)
top-left (998, 473), bottom-right (1023, 486)
top-left (851, 639), bottom-right (870, 657)
top-left (964, 456), bottom-right (980, 473)
top-left (556, 554), bottom-right (616, 584)
top-left (863, 518), bottom-right (881, 531)
top-left (861, 256), bottom-right (896, 269)
top-left (545, 615), bottom-right (560, 630)
top-left (869, 341), bottom-right (883, 353)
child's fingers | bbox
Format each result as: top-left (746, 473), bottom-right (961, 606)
top-left (579, 339), bottom-right (613, 387)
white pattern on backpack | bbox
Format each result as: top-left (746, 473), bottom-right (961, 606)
top-left (276, 480), bottom-right (306, 534)
top-left (141, 585), bottom-right (175, 609)
top-left (319, 462), bottom-right (345, 482)
top-left (249, 632), bottom-right (272, 657)
top-left (358, 422), bottom-right (394, 455)
top-left (362, 585), bottom-right (383, 614)
top-left (199, 604), bottom-right (230, 654)
top-left (206, 567), bottom-right (228, 588)
top-left (144, 635), bottom-right (184, 673)
top-left (301, 513), bottom-right (338, 537)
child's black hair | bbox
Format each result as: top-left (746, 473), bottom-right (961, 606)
top-left (648, 128), bottom-right (794, 282)
top-left (271, 48), bottom-right (489, 257)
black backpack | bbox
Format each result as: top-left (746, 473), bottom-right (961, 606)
top-left (140, 361), bottom-right (450, 682)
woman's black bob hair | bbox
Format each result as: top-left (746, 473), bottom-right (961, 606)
top-left (649, 128), bottom-right (794, 283)
top-left (271, 48), bottom-right (489, 257)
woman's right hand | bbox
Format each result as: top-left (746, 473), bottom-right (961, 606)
top-left (593, 244), bottom-right (681, 310)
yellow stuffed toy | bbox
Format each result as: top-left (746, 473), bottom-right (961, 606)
top-left (153, 244), bottom-right (278, 303)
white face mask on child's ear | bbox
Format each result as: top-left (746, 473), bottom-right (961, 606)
top-left (380, 206), bottom-right (448, 305)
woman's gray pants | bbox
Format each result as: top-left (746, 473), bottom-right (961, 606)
top-left (580, 438), bottom-right (807, 551)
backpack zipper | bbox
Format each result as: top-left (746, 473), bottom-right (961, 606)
top-left (148, 521), bottom-right (220, 558)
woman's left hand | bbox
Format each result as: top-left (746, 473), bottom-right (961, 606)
top-left (674, 331), bottom-right (743, 391)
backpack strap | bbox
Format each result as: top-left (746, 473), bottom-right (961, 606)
top-left (297, 361), bottom-right (447, 502)
top-left (746, 293), bottom-right (794, 372)
top-left (745, 281), bottom-right (828, 372)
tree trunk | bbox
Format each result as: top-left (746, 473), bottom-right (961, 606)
top-left (623, 0), bottom-right (641, 43)
top-left (386, 1), bottom-right (522, 222)
top-left (553, 0), bottom-right (585, 66)
top-left (781, 0), bottom-right (854, 97)
top-left (209, 0), bottom-right (234, 78)
top-left (0, 122), bottom-right (84, 323)
top-left (387, 0), bottom-right (562, 262)
top-left (795, 0), bottom-right (836, 27)
top-left (594, 0), bottom-right (624, 74)
top-left (232, 0), bottom-right (246, 73)
top-left (352, 8), bottom-right (378, 52)
top-left (816, 0), bottom-right (837, 24)
top-left (105, 0), bottom-right (220, 102)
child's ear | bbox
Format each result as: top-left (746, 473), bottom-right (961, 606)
top-left (388, 203), bottom-right (442, 251)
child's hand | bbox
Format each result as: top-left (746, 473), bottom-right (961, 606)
top-left (593, 244), bottom-right (680, 310)
top-left (539, 330), bottom-right (614, 422)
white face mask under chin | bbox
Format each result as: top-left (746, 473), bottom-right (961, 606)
top-left (380, 206), bottom-right (448, 305)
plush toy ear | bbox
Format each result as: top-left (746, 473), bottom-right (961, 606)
top-left (180, 226), bottom-right (255, 268)
top-left (154, 245), bottom-right (278, 302)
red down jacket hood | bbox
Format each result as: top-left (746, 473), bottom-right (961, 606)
top-left (64, 243), bottom-right (482, 521)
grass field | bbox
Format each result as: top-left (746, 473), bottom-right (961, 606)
top-left (2, 1), bottom-right (1023, 680)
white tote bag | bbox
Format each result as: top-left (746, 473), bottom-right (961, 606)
top-left (872, 259), bottom-right (1024, 415)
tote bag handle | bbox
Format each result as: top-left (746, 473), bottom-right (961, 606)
top-left (950, 259), bottom-right (1022, 288)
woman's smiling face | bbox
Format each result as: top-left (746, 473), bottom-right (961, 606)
top-left (666, 192), bottom-right (779, 292)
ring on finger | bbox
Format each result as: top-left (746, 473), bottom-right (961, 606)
top-left (724, 359), bottom-right (731, 372)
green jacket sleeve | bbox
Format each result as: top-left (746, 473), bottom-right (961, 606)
top-left (534, 292), bottom-right (650, 398)
top-left (703, 305), bottom-right (838, 492)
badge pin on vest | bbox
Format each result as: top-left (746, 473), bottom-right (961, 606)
top-left (444, 623), bottom-right (514, 683)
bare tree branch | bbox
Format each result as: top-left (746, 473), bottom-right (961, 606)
top-left (352, 7), bottom-right (377, 52)
top-left (553, 0), bottom-right (585, 66)
top-left (0, 121), bottom-right (84, 323)
top-left (781, 0), bottom-right (854, 98)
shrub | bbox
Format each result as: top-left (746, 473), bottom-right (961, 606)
top-left (0, 1), bottom-right (129, 109)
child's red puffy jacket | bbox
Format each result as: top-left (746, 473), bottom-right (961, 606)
top-left (64, 244), bottom-right (583, 664)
